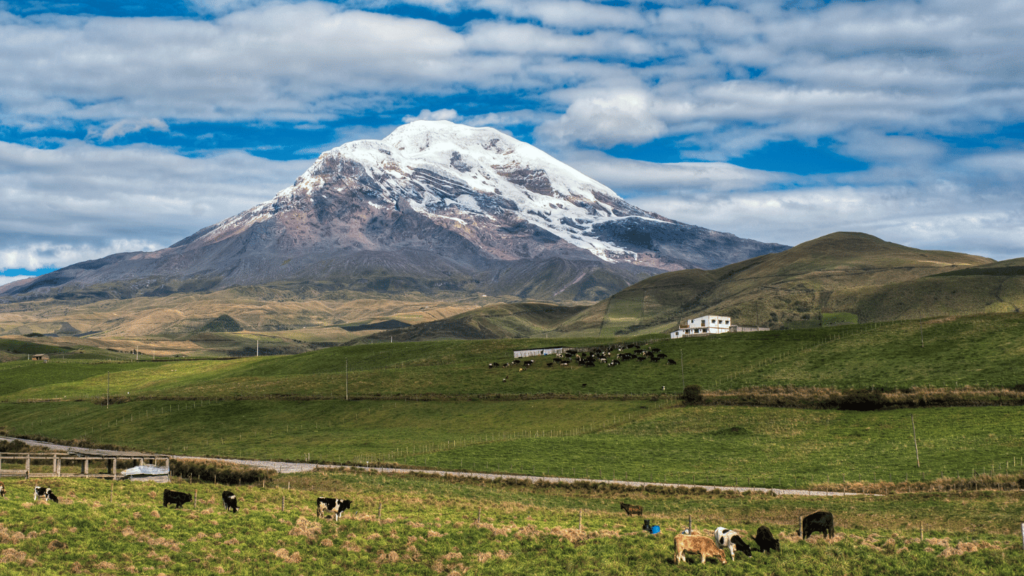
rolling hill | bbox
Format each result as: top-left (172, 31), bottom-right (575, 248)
top-left (369, 232), bottom-right (1015, 341)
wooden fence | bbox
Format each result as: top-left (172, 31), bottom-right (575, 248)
top-left (0, 452), bottom-right (170, 482)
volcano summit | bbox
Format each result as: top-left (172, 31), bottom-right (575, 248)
top-left (5, 121), bottom-right (787, 302)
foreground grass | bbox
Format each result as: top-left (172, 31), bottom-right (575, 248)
top-left (0, 470), bottom-right (1020, 575)
top-left (2, 402), bottom-right (1022, 490)
top-left (2, 313), bottom-right (1022, 403)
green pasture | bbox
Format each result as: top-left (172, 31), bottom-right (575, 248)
top-left (2, 312), bottom-right (1022, 402)
top-left (2, 401), bottom-right (1022, 491)
top-left (0, 468), bottom-right (1020, 575)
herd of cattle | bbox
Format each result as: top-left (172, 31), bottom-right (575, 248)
top-left (674, 512), bottom-right (834, 564)
top-left (619, 502), bottom-right (834, 564)
top-left (489, 343), bottom-right (677, 374)
top-left (160, 488), bottom-right (352, 521)
top-left (7, 480), bottom-right (835, 565)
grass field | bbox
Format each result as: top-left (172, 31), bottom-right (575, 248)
top-left (0, 468), bottom-right (1020, 575)
top-left (2, 312), bottom-right (1022, 404)
top-left (2, 400), bottom-right (1022, 491)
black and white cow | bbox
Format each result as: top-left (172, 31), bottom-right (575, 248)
top-left (714, 527), bottom-right (752, 560)
top-left (33, 486), bottom-right (58, 503)
top-left (754, 526), bottom-right (780, 553)
top-left (222, 490), bottom-right (238, 513)
top-left (801, 511), bottom-right (835, 539)
top-left (162, 489), bottom-right (192, 509)
top-left (0, 482), bottom-right (5, 498)
top-left (316, 497), bottom-right (352, 521)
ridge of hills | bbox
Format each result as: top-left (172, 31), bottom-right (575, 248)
top-left (2, 232), bottom-right (1018, 355)
top-left (362, 232), bottom-right (1019, 342)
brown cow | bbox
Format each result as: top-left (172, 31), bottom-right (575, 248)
top-left (674, 534), bottom-right (727, 564)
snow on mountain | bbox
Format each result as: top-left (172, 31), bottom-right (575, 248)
top-left (3, 121), bottom-right (788, 302)
top-left (202, 121), bottom-right (661, 263)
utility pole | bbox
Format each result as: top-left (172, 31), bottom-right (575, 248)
top-left (256, 339), bottom-right (259, 357)
top-left (912, 414), bottom-right (921, 468)
top-left (106, 373), bottom-right (110, 408)
top-left (345, 359), bottom-right (349, 401)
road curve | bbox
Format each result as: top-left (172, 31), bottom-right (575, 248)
top-left (2, 436), bottom-right (868, 497)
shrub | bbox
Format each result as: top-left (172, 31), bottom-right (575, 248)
top-left (170, 458), bottom-right (275, 485)
top-left (682, 385), bottom-right (702, 404)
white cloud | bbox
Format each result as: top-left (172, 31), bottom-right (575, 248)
top-left (558, 150), bottom-right (787, 195)
top-left (0, 139), bottom-right (310, 269)
top-left (1, 1), bottom-right (1023, 263)
top-left (0, 275), bottom-right (33, 287)
top-left (402, 108), bottom-right (462, 123)
top-left (0, 240), bottom-right (161, 272)
top-left (98, 118), bottom-right (170, 142)
top-left (537, 91), bottom-right (666, 148)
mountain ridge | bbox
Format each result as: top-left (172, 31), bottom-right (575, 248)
top-left (3, 121), bottom-right (787, 303)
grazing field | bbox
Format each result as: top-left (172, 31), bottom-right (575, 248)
top-left (2, 401), bottom-right (1022, 491)
top-left (0, 469), bottom-right (1020, 575)
top-left (1, 312), bottom-right (1022, 403)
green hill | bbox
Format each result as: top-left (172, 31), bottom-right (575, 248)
top-left (370, 232), bottom-right (1009, 340)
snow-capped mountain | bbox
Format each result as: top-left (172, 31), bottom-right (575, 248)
top-left (4, 121), bottom-right (787, 302)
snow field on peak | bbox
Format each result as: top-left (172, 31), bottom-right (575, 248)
top-left (200, 121), bottom-right (662, 262)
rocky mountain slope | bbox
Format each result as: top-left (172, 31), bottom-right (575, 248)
top-left (3, 121), bottom-right (787, 302)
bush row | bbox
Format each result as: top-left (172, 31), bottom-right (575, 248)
top-left (170, 458), bottom-right (276, 485)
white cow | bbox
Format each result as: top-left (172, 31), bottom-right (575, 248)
top-left (714, 526), bottom-right (752, 560)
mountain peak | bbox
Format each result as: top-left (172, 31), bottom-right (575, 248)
top-left (4, 121), bottom-right (788, 302)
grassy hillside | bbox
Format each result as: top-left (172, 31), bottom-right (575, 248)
top-left (0, 469), bottom-right (1019, 575)
top-left (1, 311), bottom-right (1022, 492)
top-left (369, 232), bottom-right (1016, 341)
top-left (3, 399), bottom-right (1021, 491)
top-left (6, 312), bottom-right (1024, 403)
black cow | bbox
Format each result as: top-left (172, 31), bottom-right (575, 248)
top-left (163, 489), bottom-right (192, 509)
top-left (754, 526), bottom-right (780, 553)
top-left (316, 497), bottom-right (352, 521)
top-left (222, 490), bottom-right (238, 513)
top-left (801, 511), bottom-right (834, 539)
top-left (34, 486), bottom-right (58, 503)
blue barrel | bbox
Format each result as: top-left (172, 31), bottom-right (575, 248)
top-left (651, 526), bottom-right (661, 534)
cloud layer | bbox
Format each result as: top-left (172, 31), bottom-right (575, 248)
top-left (2, 0), bottom-right (1023, 276)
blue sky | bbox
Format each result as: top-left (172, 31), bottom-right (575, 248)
top-left (3, 0), bottom-right (1024, 285)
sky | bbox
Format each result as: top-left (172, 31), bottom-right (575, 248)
top-left (2, 0), bottom-right (1023, 286)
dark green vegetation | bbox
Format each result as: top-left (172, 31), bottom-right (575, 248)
top-left (198, 314), bottom-right (244, 333)
top-left (0, 469), bottom-right (1020, 574)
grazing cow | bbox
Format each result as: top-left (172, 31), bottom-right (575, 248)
top-left (674, 534), bottom-right (727, 564)
top-left (34, 486), bottom-right (58, 503)
top-left (316, 497), bottom-right (352, 521)
top-left (163, 489), bottom-right (192, 509)
top-left (754, 526), bottom-right (780, 553)
top-left (801, 511), bottom-right (835, 539)
top-left (620, 503), bottom-right (643, 517)
top-left (0, 482), bottom-right (5, 498)
top-left (714, 527), bottom-right (752, 560)
top-left (222, 491), bottom-right (238, 513)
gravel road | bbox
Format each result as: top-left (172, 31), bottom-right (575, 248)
top-left (2, 436), bottom-right (867, 497)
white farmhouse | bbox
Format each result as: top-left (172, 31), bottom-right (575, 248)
top-left (670, 315), bottom-right (731, 338)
